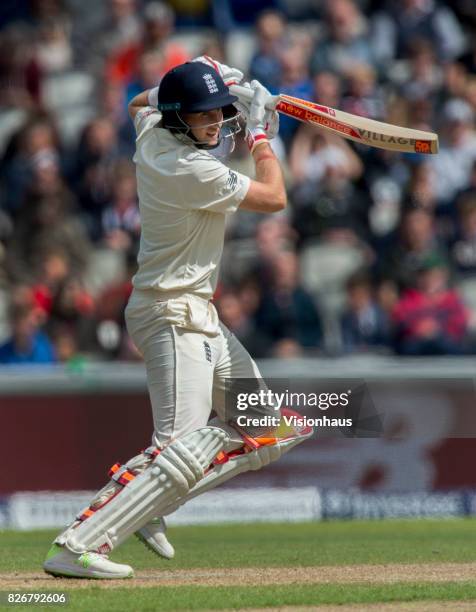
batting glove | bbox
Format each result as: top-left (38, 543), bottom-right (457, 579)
top-left (263, 106), bottom-right (279, 141)
top-left (236, 80), bottom-right (279, 153)
top-left (248, 80), bottom-right (279, 140)
top-left (192, 55), bottom-right (244, 87)
top-left (234, 81), bottom-right (279, 150)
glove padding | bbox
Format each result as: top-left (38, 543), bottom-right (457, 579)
top-left (234, 81), bottom-right (279, 152)
top-left (192, 55), bottom-right (243, 87)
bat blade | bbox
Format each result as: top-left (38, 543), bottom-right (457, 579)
top-left (277, 95), bottom-right (439, 154)
top-left (228, 85), bottom-right (438, 154)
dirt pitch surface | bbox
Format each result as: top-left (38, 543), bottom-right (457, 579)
top-left (1, 562), bottom-right (476, 590)
top-left (228, 605), bottom-right (476, 612)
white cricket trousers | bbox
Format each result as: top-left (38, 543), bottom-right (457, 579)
top-left (125, 288), bottom-right (270, 448)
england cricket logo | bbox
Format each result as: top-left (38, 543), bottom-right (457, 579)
top-left (226, 170), bottom-right (238, 191)
top-left (203, 341), bottom-right (212, 363)
top-left (203, 73), bottom-right (219, 94)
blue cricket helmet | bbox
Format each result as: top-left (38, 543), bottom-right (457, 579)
top-left (157, 61), bottom-right (238, 114)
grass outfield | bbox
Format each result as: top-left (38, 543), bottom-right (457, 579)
top-left (1, 519), bottom-right (476, 610)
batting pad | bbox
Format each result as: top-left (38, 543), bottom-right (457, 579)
top-left (64, 427), bottom-right (229, 554)
top-left (163, 409), bottom-right (314, 516)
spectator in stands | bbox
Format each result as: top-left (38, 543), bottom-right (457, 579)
top-left (167, 0), bottom-right (213, 28)
top-left (93, 249), bottom-right (135, 359)
top-left (1, 0), bottom-right (474, 363)
top-left (450, 195), bottom-right (476, 279)
top-left (32, 268), bottom-right (95, 360)
top-left (459, 36), bottom-right (476, 74)
top-left (379, 207), bottom-right (449, 290)
top-left (310, 0), bottom-right (376, 76)
top-left (124, 50), bottom-right (165, 105)
top-left (341, 63), bottom-right (385, 120)
top-left (99, 81), bottom-right (127, 126)
top-left (249, 9), bottom-right (287, 92)
top-left (466, 76), bottom-right (476, 116)
top-left (91, 0), bottom-right (141, 74)
top-left (76, 116), bottom-right (121, 175)
top-left (438, 60), bottom-right (469, 107)
top-left (376, 278), bottom-right (399, 319)
top-left (29, 0), bottom-right (70, 24)
top-left (1, 116), bottom-right (61, 215)
top-left (341, 272), bottom-right (391, 353)
top-left (455, 159), bottom-right (476, 205)
top-left (31, 246), bottom-right (70, 315)
top-left (0, 25), bottom-right (42, 108)
top-left (399, 39), bottom-right (442, 103)
top-left (219, 0), bottom-right (283, 29)
top-left (254, 250), bottom-right (322, 355)
top-left (106, 1), bottom-right (188, 87)
top-left (29, 245), bottom-right (94, 355)
top-left (98, 81), bottom-right (135, 157)
top-left (35, 17), bottom-right (73, 74)
top-left (28, 148), bottom-right (66, 202)
top-left (377, 0), bottom-right (465, 62)
top-left (404, 162), bottom-right (438, 213)
top-left (430, 99), bottom-right (476, 210)
top-left (404, 161), bottom-right (459, 244)
top-left (0, 211), bottom-right (12, 288)
top-left (199, 36), bottom-right (227, 65)
top-left (290, 129), bottom-right (363, 186)
top-left (50, 324), bottom-right (79, 363)
top-left (237, 274), bottom-right (262, 323)
top-left (49, 277), bottom-right (94, 328)
top-left (392, 255), bottom-right (468, 355)
top-left (312, 70), bottom-right (341, 109)
top-left (274, 44), bottom-right (313, 146)
top-left (253, 217), bottom-right (297, 285)
top-left (74, 116), bottom-right (122, 235)
top-left (0, 302), bottom-right (55, 364)
top-left (215, 291), bottom-right (268, 358)
top-left (290, 132), bottom-right (367, 243)
top-left (5, 168), bottom-right (91, 284)
top-left (403, 160), bottom-right (461, 239)
top-left (100, 161), bottom-right (140, 253)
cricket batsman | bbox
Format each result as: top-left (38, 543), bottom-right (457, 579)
top-left (43, 57), bottom-right (312, 579)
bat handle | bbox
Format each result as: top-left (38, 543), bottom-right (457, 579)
top-left (229, 84), bottom-right (279, 111)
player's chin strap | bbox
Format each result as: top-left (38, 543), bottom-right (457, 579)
top-left (159, 408), bottom-right (314, 518)
top-left (165, 109), bottom-right (242, 153)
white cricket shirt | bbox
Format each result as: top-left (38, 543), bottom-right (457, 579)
top-left (132, 107), bottom-right (250, 299)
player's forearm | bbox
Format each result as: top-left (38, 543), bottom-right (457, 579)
top-left (128, 87), bottom-right (158, 119)
top-left (253, 143), bottom-right (284, 189)
top-left (129, 90), bottom-right (151, 110)
top-left (239, 143), bottom-right (287, 213)
top-left (236, 79), bottom-right (285, 213)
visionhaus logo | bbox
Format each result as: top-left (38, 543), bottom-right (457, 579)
top-left (280, 411), bottom-right (353, 429)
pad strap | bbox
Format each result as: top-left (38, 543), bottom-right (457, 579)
top-left (110, 464), bottom-right (136, 486)
top-left (162, 408), bottom-right (313, 517)
top-left (63, 427), bottom-right (229, 554)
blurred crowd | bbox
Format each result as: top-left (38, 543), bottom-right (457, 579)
top-left (1, 0), bottom-right (476, 363)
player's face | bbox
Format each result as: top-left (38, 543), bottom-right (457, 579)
top-left (183, 108), bottom-right (224, 145)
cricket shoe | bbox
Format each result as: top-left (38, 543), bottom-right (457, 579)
top-left (136, 517), bottom-right (175, 559)
top-left (43, 544), bottom-right (134, 579)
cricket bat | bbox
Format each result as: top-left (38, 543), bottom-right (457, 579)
top-left (229, 84), bottom-right (438, 155)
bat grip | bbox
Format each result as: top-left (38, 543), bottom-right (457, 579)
top-left (229, 84), bottom-right (278, 111)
